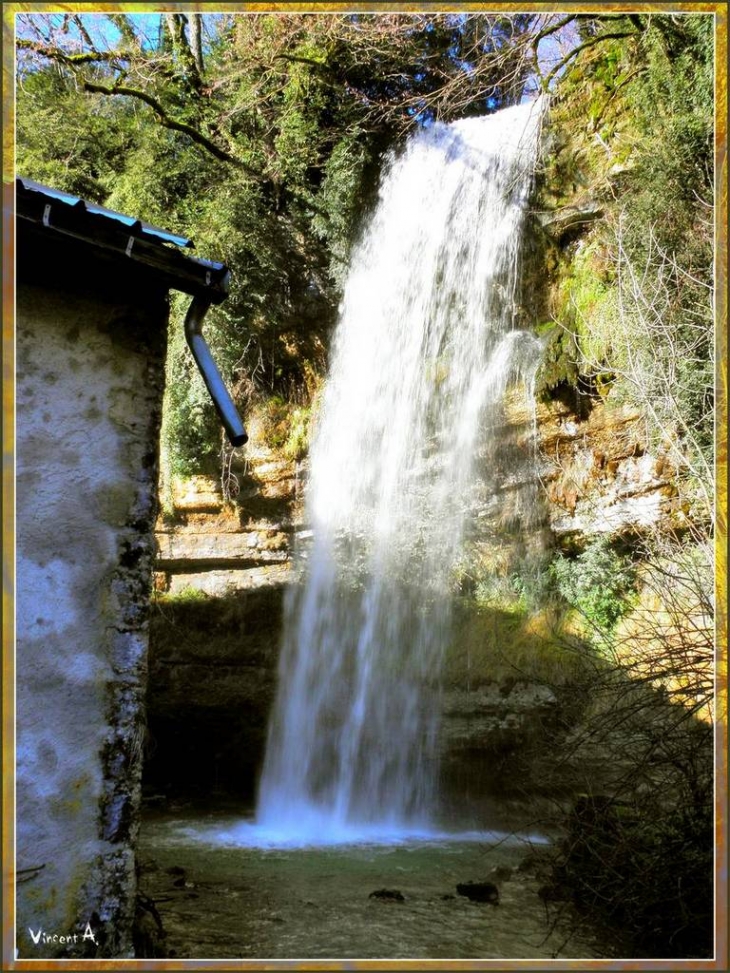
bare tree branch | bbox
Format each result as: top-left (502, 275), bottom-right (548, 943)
top-left (81, 79), bottom-right (256, 174)
top-left (71, 15), bottom-right (96, 53)
top-left (109, 14), bottom-right (140, 49)
top-left (16, 38), bottom-right (135, 65)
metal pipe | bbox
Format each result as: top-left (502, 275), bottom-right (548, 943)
top-left (184, 295), bottom-right (248, 446)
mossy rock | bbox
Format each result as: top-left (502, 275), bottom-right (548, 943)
top-left (535, 324), bottom-right (580, 398)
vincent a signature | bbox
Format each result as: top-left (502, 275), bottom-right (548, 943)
top-left (27, 922), bottom-right (98, 948)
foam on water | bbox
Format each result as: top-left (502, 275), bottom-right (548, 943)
top-left (154, 816), bottom-right (549, 851)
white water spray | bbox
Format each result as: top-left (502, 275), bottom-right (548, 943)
top-left (257, 100), bottom-right (545, 841)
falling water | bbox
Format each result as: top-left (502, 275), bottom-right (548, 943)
top-left (257, 100), bottom-right (545, 841)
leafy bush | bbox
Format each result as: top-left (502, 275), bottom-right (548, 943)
top-left (551, 538), bottom-right (636, 636)
top-left (283, 406), bottom-right (312, 461)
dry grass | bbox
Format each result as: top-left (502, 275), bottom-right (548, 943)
top-left (444, 600), bottom-right (593, 691)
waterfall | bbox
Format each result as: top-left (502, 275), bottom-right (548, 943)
top-left (257, 99), bottom-right (545, 840)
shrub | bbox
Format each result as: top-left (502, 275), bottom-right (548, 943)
top-left (551, 538), bottom-right (636, 637)
top-left (546, 690), bottom-right (713, 958)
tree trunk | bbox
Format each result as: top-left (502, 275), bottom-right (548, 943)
top-left (189, 14), bottom-right (204, 74)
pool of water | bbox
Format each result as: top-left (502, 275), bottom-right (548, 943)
top-left (138, 809), bottom-right (606, 960)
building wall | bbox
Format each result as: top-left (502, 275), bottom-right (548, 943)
top-left (15, 275), bottom-right (167, 958)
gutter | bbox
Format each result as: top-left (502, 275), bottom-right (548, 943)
top-left (185, 296), bottom-right (248, 446)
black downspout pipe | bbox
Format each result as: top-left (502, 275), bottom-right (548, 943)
top-left (184, 295), bottom-right (248, 446)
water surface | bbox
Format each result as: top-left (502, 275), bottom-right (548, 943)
top-left (139, 808), bottom-right (604, 960)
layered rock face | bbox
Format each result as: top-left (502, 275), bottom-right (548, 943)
top-left (145, 377), bottom-right (682, 806)
top-left (146, 442), bottom-right (301, 800)
top-left (154, 439), bottom-right (304, 596)
top-left (535, 398), bottom-right (681, 546)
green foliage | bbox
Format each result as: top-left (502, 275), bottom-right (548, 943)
top-left (551, 538), bottom-right (636, 636)
top-left (154, 585), bottom-right (209, 606)
top-left (255, 396), bottom-right (291, 450)
top-left (445, 597), bottom-right (591, 692)
top-left (283, 406), bottom-right (312, 461)
top-left (539, 13), bottom-right (714, 508)
top-left (312, 133), bottom-right (371, 286)
top-left (534, 324), bottom-right (580, 399)
top-left (562, 243), bottom-right (617, 361)
top-left (472, 562), bottom-right (554, 616)
top-left (16, 66), bottom-right (134, 201)
top-left (626, 17), bottom-right (713, 244)
top-left (250, 395), bottom-right (315, 462)
top-left (160, 323), bottom-right (221, 478)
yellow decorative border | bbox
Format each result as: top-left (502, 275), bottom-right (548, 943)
top-left (2, 3), bottom-right (727, 970)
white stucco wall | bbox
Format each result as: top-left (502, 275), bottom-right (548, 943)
top-left (15, 277), bottom-right (167, 958)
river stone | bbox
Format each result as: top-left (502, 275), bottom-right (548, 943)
top-left (456, 881), bottom-right (500, 904)
top-left (369, 888), bottom-right (405, 902)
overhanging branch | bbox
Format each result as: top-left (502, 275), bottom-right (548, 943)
top-left (17, 36), bottom-right (252, 174)
top-left (16, 38), bottom-right (135, 65)
top-left (81, 79), bottom-right (257, 175)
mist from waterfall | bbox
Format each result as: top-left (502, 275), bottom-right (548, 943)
top-left (257, 99), bottom-right (545, 841)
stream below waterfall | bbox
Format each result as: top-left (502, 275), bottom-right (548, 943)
top-left (138, 806), bottom-right (612, 960)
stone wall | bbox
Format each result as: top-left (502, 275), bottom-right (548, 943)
top-left (15, 275), bottom-right (167, 958)
top-left (534, 397), bottom-right (681, 546)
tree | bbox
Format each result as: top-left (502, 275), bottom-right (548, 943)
top-left (15, 11), bottom-right (714, 482)
top-left (15, 11), bottom-right (548, 475)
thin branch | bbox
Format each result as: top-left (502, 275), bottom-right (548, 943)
top-left (109, 14), bottom-right (140, 49)
top-left (16, 38), bottom-right (134, 65)
top-left (532, 14), bottom-right (576, 48)
top-left (72, 15), bottom-right (96, 53)
top-left (81, 79), bottom-right (256, 174)
top-left (274, 52), bottom-right (330, 71)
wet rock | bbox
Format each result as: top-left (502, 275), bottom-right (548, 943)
top-left (538, 201), bottom-right (604, 245)
top-left (516, 856), bottom-right (539, 874)
top-left (456, 881), bottom-right (500, 904)
top-left (369, 888), bottom-right (405, 902)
